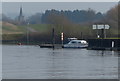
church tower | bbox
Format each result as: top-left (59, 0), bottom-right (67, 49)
top-left (18, 6), bottom-right (24, 24)
top-left (19, 7), bottom-right (23, 17)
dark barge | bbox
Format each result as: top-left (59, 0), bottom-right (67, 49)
top-left (87, 39), bottom-right (120, 51)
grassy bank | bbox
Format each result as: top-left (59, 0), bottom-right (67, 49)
top-left (2, 22), bottom-right (119, 41)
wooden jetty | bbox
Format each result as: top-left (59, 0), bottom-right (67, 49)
top-left (39, 44), bottom-right (62, 49)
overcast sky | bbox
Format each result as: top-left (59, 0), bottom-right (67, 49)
top-left (2, 2), bottom-right (118, 17)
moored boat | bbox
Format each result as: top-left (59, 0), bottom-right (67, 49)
top-left (63, 40), bottom-right (88, 48)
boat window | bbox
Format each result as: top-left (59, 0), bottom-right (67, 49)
top-left (78, 42), bottom-right (81, 43)
top-left (71, 41), bottom-right (76, 43)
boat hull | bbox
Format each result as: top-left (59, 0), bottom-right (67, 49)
top-left (63, 44), bottom-right (88, 48)
top-left (63, 46), bottom-right (87, 48)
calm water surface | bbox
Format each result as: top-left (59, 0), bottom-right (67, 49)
top-left (2, 45), bottom-right (119, 79)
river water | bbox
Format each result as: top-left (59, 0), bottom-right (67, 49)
top-left (2, 45), bottom-right (119, 79)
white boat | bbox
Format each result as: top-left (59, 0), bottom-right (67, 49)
top-left (63, 40), bottom-right (88, 48)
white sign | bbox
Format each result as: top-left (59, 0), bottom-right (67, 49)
top-left (105, 24), bottom-right (110, 29)
top-left (92, 24), bottom-right (110, 29)
top-left (93, 25), bottom-right (97, 29)
top-left (97, 25), bottom-right (104, 29)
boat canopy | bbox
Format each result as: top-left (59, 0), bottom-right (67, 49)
top-left (68, 40), bottom-right (87, 44)
top-left (68, 38), bottom-right (78, 41)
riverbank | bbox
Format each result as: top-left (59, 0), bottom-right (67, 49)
top-left (2, 39), bottom-right (120, 51)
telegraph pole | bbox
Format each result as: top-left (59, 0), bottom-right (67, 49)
top-left (27, 22), bottom-right (29, 45)
top-left (52, 27), bottom-right (55, 50)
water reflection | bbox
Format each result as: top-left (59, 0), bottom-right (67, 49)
top-left (47, 49), bottom-right (71, 79)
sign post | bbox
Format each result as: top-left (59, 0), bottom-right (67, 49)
top-left (92, 24), bottom-right (110, 39)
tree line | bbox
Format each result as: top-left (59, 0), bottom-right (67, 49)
top-left (41, 8), bottom-right (104, 24)
top-left (2, 4), bottom-right (119, 26)
top-left (1, 4), bottom-right (119, 43)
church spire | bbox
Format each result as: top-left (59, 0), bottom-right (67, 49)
top-left (20, 6), bottom-right (23, 16)
top-left (18, 6), bottom-right (24, 25)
